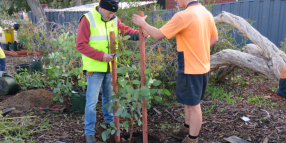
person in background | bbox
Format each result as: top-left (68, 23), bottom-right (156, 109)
top-left (132, 0), bottom-right (218, 142)
top-left (274, 67), bottom-right (286, 99)
top-left (0, 42), bottom-right (6, 77)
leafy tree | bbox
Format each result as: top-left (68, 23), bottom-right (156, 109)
top-left (3, 0), bottom-right (51, 16)
top-left (51, 0), bottom-right (94, 9)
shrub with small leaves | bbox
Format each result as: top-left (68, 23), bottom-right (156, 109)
top-left (100, 35), bottom-right (171, 142)
top-left (46, 30), bottom-right (86, 102)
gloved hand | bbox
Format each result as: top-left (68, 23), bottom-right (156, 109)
top-left (102, 53), bottom-right (113, 62)
top-left (0, 71), bottom-right (3, 77)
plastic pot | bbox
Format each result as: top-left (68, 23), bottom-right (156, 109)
top-left (71, 86), bottom-right (86, 113)
top-left (15, 63), bottom-right (31, 74)
top-left (30, 60), bottom-right (43, 73)
top-left (8, 42), bottom-right (17, 51)
top-left (0, 73), bottom-right (20, 96)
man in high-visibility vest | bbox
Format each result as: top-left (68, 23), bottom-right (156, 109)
top-left (0, 42), bottom-right (6, 77)
top-left (76, 0), bottom-right (149, 142)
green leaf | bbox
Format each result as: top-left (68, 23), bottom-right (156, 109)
top-left (109, 95), bottom-right (116, 100)
top-left (135, 54), bottom-right (141, 59)
top-left (158, 89), bottom-right (164, 95)
top-left (140, 86), bottom-right (150, 97)
top-left (163, 89), bottom-right (171, 96)
top-left (111, 130), bottom-right (116, 135)
top-left (102, 131), bottom-right (107, 141)
top-left (124, 50), bottom-right (133, 55)
top-left (132, 80), bottom-right (141, 85)
top-left (147, 102), bottom-right (151, 109)
top-left (153, 80), bottom-right (162, 86)
top-left (116, 67), bottom-right (126, 74)
top-left (120, 93), bottom-right (127, 97)
top-left (116, 129), bottom-right (121, 136)
top-left (150, 89), bottom-right (158, 95)
top-left (123, 35), bottom-right (131, 40)
top-left (133, 90), bottom-right (139, 100)
top-left (115, 52), bottom-right (122, 57)
top-left (53, 95), bottom-right (60, 101)
top-left (110, 122), bottom-right (115, 128)
top-left (127, 88), bottom-right (135, 94)
top-left (127, 67), bottom-right (134, 71)
top-left (103, 104), bottom-right (110, 108)
top-left (122, 109), bottom-right (128, 117)
top-left (59, 98), bottom-right (63, 103)
top-left (131, 106), bottom-right (135, 111)
top-left (115, 108), bottom-right (123, 116)
top-left (154, 96), bottom-right (162, 101)
top-left (119, 80), bottom-right (128, 86)
top-left (144, 68), bottom-right (151, 74)
top-left (100, 124), bottom-right (107, 129)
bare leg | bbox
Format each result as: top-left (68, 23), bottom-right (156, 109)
top-left (186, 104), bottom-right (202, 136)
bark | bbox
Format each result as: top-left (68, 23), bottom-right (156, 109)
top-left (211, 12), bottom-right (286, 81)
top-left (75, 0), bottom-right (82, 6)
top-left (27, 0), bottom-right (50, 31)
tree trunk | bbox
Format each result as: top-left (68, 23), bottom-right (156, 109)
top-left (27, 0), bottom-right (50, 31)
top-left (211, 12), bottom-right (286, 81)
top-left (75, 0), bottom-right (82, 6)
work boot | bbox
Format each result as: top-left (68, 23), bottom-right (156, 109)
top-left (182, 136), bottom-right (198, 143)
top-left (170, 124), bottom-right (189, 140)
top-left (86, 135), bottom-right (96, 143)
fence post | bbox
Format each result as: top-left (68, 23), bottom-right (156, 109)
top-left (139, 11), bottom-right (148, 143)
top-left (110, 31), bottom-right (120, 143)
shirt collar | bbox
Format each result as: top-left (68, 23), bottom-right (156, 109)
top-left (185, 1), bottom-right (200, 9)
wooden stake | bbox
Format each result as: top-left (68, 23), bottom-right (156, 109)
top-left (139, 11), bottom-right (148, 143)
top-left (110, 31), bottom-right (120, 143)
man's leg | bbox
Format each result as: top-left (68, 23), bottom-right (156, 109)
top-left (101, 72), bottom-right (114, 125)
top-left (0, 58), bottom-right (6, 77)
top-left (186, 104), bottom-right (202, 136)
top-left (85, 72), bottom-right (105, 136)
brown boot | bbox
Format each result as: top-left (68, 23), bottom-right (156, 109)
top-left (182, 136), bottom-right (198, 143)
top-left (170, 124), bottom-right (189, 140)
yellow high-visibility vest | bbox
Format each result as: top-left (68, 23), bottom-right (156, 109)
top-left (0, 47), bottom-right (5, 59)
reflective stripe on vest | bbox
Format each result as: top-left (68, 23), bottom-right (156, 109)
top-left (87, 12), bottom-right (96, 28)
top-left (89, 35), bottom-right (118, 41)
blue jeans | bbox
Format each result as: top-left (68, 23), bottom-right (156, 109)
top-left (84, 72), bottom-right (114, 135)
top-left (0, 58), bottom-right (6, 71)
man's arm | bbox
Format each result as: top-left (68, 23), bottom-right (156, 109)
top-left (118, 18), bottom-right (149, 39)
top-left (210, 35), bottom-right (218, 47)
top-left (132, 15), bottom-right (165, 40)
top-left (118, 18), bottom-right (138, 34)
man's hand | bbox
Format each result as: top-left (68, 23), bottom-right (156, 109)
top-left (102, 53), bottom-right (113, 62)
top-left (132, 14), bottom-right (147, 27)
top-left (143, 31), bottom-right (150, 39)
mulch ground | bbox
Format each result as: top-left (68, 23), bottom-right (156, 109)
top-left (1, 56), bottom-right (286, 143)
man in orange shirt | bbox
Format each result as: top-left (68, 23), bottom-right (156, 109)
top-left (132, 0), bottom-right (218, 142)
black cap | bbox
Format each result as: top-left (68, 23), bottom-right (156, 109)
top-left (100, 0), bottom-right (119, 12)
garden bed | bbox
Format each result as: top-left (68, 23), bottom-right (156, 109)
top-left (1, 56), bottom-right (286, 143)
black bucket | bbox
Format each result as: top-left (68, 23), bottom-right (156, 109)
top-left (15, 64), bottom-right (31, 74)
top-left (2, 44), bottom-right (9, 51)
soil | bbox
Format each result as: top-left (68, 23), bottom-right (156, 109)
top-left (0, 89), bottom-right (61, 114)
top-left (1, 56), bottom-right (286, 143)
